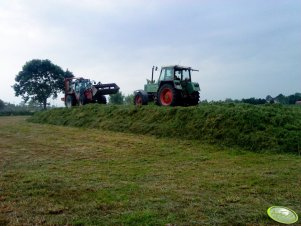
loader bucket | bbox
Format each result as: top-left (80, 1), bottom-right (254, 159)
top-left (93, 83), bottom-right (120, 95)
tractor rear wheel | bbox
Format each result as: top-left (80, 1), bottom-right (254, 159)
top-left (96, 95), bottom-right (107, 104)
top-left (65, 95), bottom-right (75, 108)
top-left (157, 84), bottom-right (179, 106)
top-left (134, 91), bottom-right (148, 105)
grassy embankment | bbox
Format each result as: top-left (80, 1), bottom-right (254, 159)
top-left (29, 103), bottom-right (301, 153)
top-left (0, 111), bottom-right (34, 116)
top-left (0, 115), bottom-right (301, 225)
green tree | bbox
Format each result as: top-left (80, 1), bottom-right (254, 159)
top-left (124, 94), bottom-right (134, 105)
top-left (274, 94), bottom-right (288, 104)
top-left (0, 99), bottom-right (5, 111)
top-left (287, 93), bottom-right (301, 104)
top-left (109, 91), bottom-right (124, 105)
top-left (65, 69), bottom-right (74, 79)
top-left (225, 98), bottom-right (233, 103)
top-left (13, 59), bottom-right (73, 109)
top-left (242, 98), bottom-right (266, 105)
top-left (265, 95), bottom-right (274, 103)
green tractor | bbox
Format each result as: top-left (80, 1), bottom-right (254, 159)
top-left (134, 65), bottom-right (200, 106)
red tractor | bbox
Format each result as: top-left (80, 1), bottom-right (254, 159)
top-left (62, 77), bottom-right (119, 108)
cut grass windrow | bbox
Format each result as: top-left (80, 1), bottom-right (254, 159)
top-left (28, 104), bottom-right (301, 153)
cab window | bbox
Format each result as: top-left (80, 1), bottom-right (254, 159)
top-left (182, 69), bottom-right (190, 81)
top-left (158, 69), bottom-right (165, 81)
top-left (175, 70), bottom-right (181, 80)
top-left (159, 68), bottom-right (174, 81)
top-left (74, 82), bottom-right (79, 92)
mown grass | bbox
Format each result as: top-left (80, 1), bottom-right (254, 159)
top-left (1, 116), bottom-right (301, 225)
top-left (29, 103), bottom-right (301, 153)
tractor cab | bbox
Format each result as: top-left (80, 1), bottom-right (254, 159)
top-left (158, 67), bottom-right (174, 81)
top-left (157, 66), bottom-right (195, 93)
top-left (74, 79), bottom-right (92, 94)
top-left (158, 66), bottom-right (191, 82)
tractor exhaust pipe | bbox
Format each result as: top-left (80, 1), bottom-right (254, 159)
top-left (151, 66), bottom-right (157, 83)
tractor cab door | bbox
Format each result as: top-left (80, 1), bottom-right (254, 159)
top-left (174, 68), bottom-right (191, 92)
top-left (159, 68), bottom-right (174, 82)
top-left (178, 69), bottom-right (191, 87)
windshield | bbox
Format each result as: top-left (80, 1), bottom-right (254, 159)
top-left (74, 79), bottom-right (92, 93)
top-left (80, 80), bottom-right (92, 88)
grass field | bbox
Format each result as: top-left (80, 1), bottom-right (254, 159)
top-left (1, 116), bottom-right (301, 225)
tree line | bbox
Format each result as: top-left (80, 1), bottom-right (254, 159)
top-left (201, 93), bottom-right (301, 105)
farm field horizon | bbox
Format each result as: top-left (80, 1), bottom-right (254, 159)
top-left (1, 116), bottom-right (301, 225)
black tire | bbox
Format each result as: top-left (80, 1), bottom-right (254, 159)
top-left (96, 95), bottom-right (107, 104)
top-left (157, 84), bottom-right (179, 106)
top-left (134, 91), bottom-right (148, 105)
top-left (79, 95), bottom-right (88, 106)
top-left (188, 91), bottom-right (200, 106)
top-left (65, 95), bottom-right (75, 108)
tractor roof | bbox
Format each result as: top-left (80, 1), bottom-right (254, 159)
top-left (162, 65), bottom-right (192, 70)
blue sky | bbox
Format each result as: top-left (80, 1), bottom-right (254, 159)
top-left (0, 0), bottom-right (300, 105)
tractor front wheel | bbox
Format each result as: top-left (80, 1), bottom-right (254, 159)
top-left (79, 95), bottom-right (88, 106)
top-left (157, 84), bottom-right (179, 106)
top-left (96, 95), bottom-right (107, 104)
top-left (65, 95), bottom-right (75, 108)
top-left (189, 91), bottom-right (200, 106)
